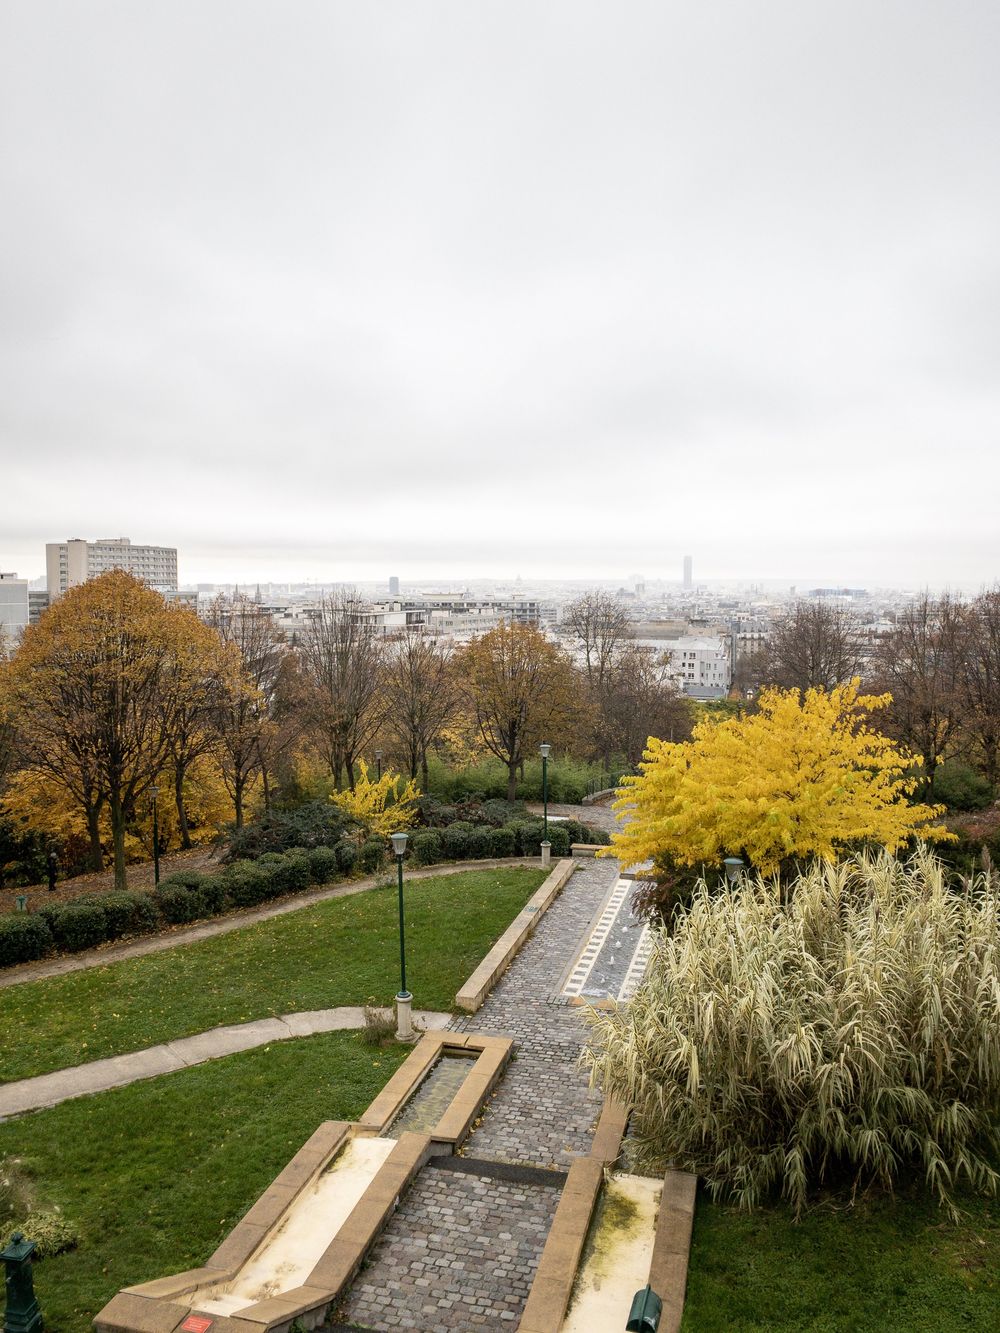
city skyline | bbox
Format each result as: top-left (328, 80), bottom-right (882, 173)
top-left (3, 3), bottom-right (999, 589)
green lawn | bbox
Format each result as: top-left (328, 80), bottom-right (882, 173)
top-left (0, 1032), bottom-right (408, 1333)
top-left (682, 1188), bottom-right (1000, 1331)
top-left (0, 867), bottom-right (545, 1084)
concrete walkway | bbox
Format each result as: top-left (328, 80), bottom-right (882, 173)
top-left (0, 858), bottom-right (536, 990)
top-left (0, 1007), bottom-right (452, 1119)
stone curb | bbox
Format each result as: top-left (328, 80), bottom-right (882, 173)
top-left (454, 858), bottom-right (576, 1012)
top-left (0, 1007), bottom-right (452, 1119)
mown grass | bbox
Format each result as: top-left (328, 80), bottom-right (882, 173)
top-left (0, 867), bottom-right (545, 1083)
top-left (0, 1032), bottom-right (407, 1333)
top-left (682, 1188), bottom-right (1000, 1330)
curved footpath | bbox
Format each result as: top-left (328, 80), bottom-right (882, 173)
top-left (0, 1007), bottom-right (451, 1120)
top-left (0, 857), bottom-right (538, 990)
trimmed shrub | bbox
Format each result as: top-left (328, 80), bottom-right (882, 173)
top-left (466, 826), bottom-right (493, 859)
top-left (584, 824), bottom-right (611, 846)
top-left (307, 845), bottom-right (340, 884)
top-left (50, 901), bottom-right (108, 953)
top-left (283, 850), bottom-right (313, 891)
top-left (222, 859), bottom-right (271, 908)
top-left (335, 838), bottom-right (358, 874)
top-left (563, 818), bottom-right (588, 845)
top-left (0, 913), bottom-right (53, 966)
top-left (488, 826), bottom-right (516, 858)
top-left (411, 830), bottom-right (443, 866)
top-left (99, 891), bottom-right (162, 939)
top-left (441, 824), bottom-right (471, 860)
top-left (584, 849), bottom-right (1000, 1217)
top-left (197, 874), bottom-right (227, 915)
top-left (359, 838), bottom-right (386, 873)
top-left (546, 825), bottom-right (571, 857)
top-left (157, 869), bottom-right (205, 891)
top-left (156, 884), bottom-right (203, 925)
top-left (508, 818), bottom-right (545, 857)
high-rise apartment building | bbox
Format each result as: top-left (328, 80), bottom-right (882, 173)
top-left (45, 537), bottom-right (178, 599)
top-left (683, 555), bottom-right (693, 589)
top-left (389, 575), bottom-right (400, 596)
top-left (0, 572), bottom-right (30, 641)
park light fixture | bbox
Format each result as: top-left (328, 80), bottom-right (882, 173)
top-left (391, 831), bottom-right (414, 1041)
top-left (539, 742), bottom-right (551, 864)
top-left (723, 856), bottom-right (745, 885)
top-left (375, 749), bottom-right (383, 780)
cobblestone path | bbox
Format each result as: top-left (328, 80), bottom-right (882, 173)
top-left (333, 857), bottom-right (619, 1331)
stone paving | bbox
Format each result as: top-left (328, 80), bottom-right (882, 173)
top-left (333, 857), bottom-right (620, 1330)
top-left (338, 1167), bottom-right (561, 1331)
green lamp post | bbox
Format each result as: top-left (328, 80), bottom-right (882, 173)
top-left (390, 831), bottom-right (414, 1041)
top-left (539, 742), bottom-right (551, 866)
top-left (2, 1232), bottom-right (43, 1333)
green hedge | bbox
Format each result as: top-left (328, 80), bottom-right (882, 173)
top-left (0, 913), bottom-right (53, 966)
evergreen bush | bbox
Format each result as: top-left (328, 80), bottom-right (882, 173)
top-left (156, 884), bottom-right (203, 925)
top-left (307, 845), bottom-right (340, 884)
top-left (222, 859), bottom-right (271, 908)
top-left (359, 837), bottom-right (385, 873)
top-left (99, 891), bottom-right (161, 939)
top-left (50, 901), bottom-right (108, 952)
top-left (546, 825), bottom-right (571, 857)
top-left (411, 830), bottom-right (443, 866)
top-left (0, 912), bottom-right (53, 966)
top-left (466, 825), bottom-right (493, 859)
top-left (488, 826), bottom-right (517, 858)
top-left (334, 838), bottom-right (358, 874)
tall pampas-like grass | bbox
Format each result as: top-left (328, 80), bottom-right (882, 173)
top-left (582, 848), bottom-right (1000, 1217)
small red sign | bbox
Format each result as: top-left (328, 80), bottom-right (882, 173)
top-left (181, 1318), bottom-right (213, 1333)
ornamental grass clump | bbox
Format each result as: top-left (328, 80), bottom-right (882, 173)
top-left (583, 848), bottom-right (1000, 1218)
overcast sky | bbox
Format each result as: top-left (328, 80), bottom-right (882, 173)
top-left (1, 2), bottom-right (998, 588)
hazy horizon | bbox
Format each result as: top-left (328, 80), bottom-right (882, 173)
top-left (3, 3), bottom-right (999, 588)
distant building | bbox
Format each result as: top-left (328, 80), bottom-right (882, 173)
top-left (0, 572), bottom-right (29, 641)
top-left (28, 590), bottom-right (50, 625)
top-left (683, 555), bottom-right (693, 589)
top-left (389, 575), bottom-right (400, 596)
top-left (663, 635), bottom-right (731, 699)
top-left (45, 537), bottom-right (178, 599)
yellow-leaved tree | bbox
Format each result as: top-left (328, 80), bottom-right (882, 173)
top-left (605, 680), bottom-right (952, 877)
top-left (329, 760), bottom-right (420, 839)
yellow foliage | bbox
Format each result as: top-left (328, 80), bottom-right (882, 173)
top-left (604, 680), bottom-right (953, 876)
top-left (329, 760), bottom-right (420, 837)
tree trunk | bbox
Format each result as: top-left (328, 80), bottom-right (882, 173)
top-left (233, 775), bottom-right (245, 830)
top-left (420, 748), bottom-right (429, 790)
top-left (175, 765), bottom-right (192, 850)
top-left (262, 767), bottom-right (271, 812)
top-left (86, 804), bottom-right (104, 872)
top-left (109, 795), bottom-right (127, 891)
top-left (507, 761), bottom-right (518, 802)
top-left (346, 755), bottom-right (356, 790)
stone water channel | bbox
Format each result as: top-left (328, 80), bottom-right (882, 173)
top-left (327, 857), bottom-right (624, 1332)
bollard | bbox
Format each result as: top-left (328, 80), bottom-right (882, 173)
top-left (395, 992), bottom-right (416, 1043)
top-left (2, 1232), bottom-right (43, 1333)
top-left (540, 841), bottom-right (551, 867)
top-left (626, 1284), bottom-right (662, 1332)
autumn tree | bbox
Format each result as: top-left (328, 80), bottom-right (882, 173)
top-left (299, 588), bottom-right (384, 789)
top-left (2, 572), bottom-right (232, 888)
top-left (750, 601), bottom-right (865, 693)
top-left (869, 594), bottom-right (963, 790)
top-left (597, 644), bottom-right (695, 766)
top-left (459, 621), bottom-right (579, 800)
top-left (606, 680), bottom-right (950, 877)
top-left (206, 596), bottom-right (289, 828)
top-left (381, 631), bottom-right (458, 785)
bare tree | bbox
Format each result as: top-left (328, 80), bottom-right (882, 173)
top-left (299, 588), bottom-right (384, 789)
top-left (382, 632), bottom-right (458, 786)
top-left (752, 602), bottom-right (865, 693)
top-left (563, 591), bottom-right (633, 692)
top-left (956, 590), bottom-right (1000, 787)
top-left (869, 594), bottom-right (963, 789)
top-left (207, 596), bottom-right (287, 828)
top-left (597, 644), bottom-right (695, 766)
